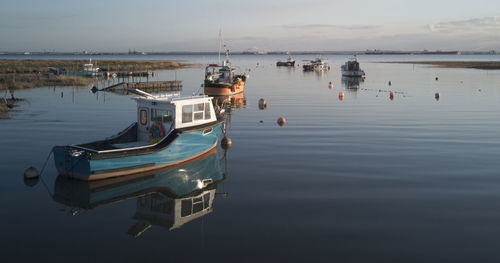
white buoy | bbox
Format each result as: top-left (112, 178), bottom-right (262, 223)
top-left (258, 98), bottom-right (267, 110)
top-left (24, 167), bottom-right (40, 179)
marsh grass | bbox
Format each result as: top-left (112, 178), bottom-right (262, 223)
top-left (0, 59), bottom-right (193, 90)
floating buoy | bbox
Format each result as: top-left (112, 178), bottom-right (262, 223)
top-left (91, 86), bottom-right (98, 93)
top-left (388, 81), bottom-right (392, 86)
top-left (389, 91), bottom-right (395, 100)
top-left (328, 81), bottom-right (333, 89)
top-left (24, 166), bottom-right (40, 179)
top-left (435, 92), bottom-right (440, 100)
top-left (435, 77), bottom-right (439, 81)
top-left (258, 98), bottom-right (267, 110)
top-left (24, 166), bottom-right (40, 187)
top-left (338, 92), bottom-right (344, 100)
top-left (277, 117), bottom-right (286, 126)
top-left (221, 136), bottom-right (232, 150)
top-left (259, 120), bottom-right (264, 123)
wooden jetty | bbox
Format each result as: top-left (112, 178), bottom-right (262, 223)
top-left (101, 81), bottom-right (182, 95)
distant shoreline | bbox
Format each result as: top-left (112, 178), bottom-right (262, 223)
top-left (383, 61), bottom-right (500, 70)
top-left (0, 50), bottom-right (497, 56)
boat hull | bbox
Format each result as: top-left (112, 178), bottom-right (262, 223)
top-left (276, 61), bottom-right (295, 67)
top-left (204, 81), bottom-right (245, 96)
top-left (342, 70), bottom-right (365, 77)
top-left (53, 125), bottom-right (221, 181)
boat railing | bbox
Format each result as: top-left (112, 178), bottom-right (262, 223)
top-left (72, 128), bottom-right (177, 154)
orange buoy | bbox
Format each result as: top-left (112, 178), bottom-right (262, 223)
top-left (328, 81), bottom-right (333, 89)
top-left (389, 91), bottom-right (394, 100)
top-left (435, 92), bottom-right (440, 100)
top-left (338, 92), bottom-right (344, 101)
top-left (277, 117), bottom-right (286, 126)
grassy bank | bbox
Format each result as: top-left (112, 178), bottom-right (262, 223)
top-left (0, 74), bottom-right (93, 90)
top-left (384, 61), bottom-right (500, 70)
top-left (0, 59), bottom-right (193, 90)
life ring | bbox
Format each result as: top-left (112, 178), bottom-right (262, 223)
top-left (149, 122), bottom-right (165, 144)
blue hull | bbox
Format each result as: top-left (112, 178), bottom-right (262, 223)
top-left (53, 150), bottom-right (223, 209)
top-left (53, 125), bottom-right (221, 181)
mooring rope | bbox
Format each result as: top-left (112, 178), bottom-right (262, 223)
top-left (38, 150), bottom-right (54, 196)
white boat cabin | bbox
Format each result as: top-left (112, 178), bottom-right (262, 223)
top-left (134, 92), bottom-right (217, 142)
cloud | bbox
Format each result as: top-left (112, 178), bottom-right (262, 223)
top-left (282, 24), bottom-right (380, 30)
top-left (428, 16), bottom-right (500, 33)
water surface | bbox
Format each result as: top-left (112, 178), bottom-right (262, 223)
top-left (1, 55), bottom-right (500, 262)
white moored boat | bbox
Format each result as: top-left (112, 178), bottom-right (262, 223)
top-left (341, 56), bottom-right (365, 77)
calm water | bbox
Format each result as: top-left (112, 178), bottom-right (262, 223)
top-left (2, 55), bottom-right (500, 262)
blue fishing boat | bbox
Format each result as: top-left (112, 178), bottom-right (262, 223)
top-left (53, 90), bottom-right (223, 181)
top-left (52, 148), bottom-right (225, 234)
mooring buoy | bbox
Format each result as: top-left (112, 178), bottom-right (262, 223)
top-left (328, 81), bottom-right (333, 89)
top-left (221, 136), bottom-right (232, 150)
top-left (338, 92), bottom-right (344, 101)
top-left (258, 98), bottom-right (267, 110)
top-left (435, 92), bottom-right (440, 100)
top-left (24, 166), bottom-right (40, 179)
top-left (23, 167), bottom-right (40, 187)
top-left (277, 117), bottom-right (286, 126)
top-left (390, 91), bottom-right (395, 100)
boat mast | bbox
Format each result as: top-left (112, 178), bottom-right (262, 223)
top-left (218, 28), bottom-right (223, 65)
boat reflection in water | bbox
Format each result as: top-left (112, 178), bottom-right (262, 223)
top-left (341, 76), bottom-right (364, 90)
top-left (52, 147), bottom-right (226, 236)
top-left (212, 92), bottom-right (247, 111)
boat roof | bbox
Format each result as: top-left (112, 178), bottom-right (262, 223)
top-left (131, 89), bottom-right (211, 104)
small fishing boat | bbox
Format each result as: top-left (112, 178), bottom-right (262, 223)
top-left (52, 148), bottom-right (225, 234)
top-left (204, 47), bottom-right (249, 96)
top-left (53, 89), bottom-right (222, 181)
top-left (276, 56), bottom-right (295, 67)
top-left (303, 57), bottom-right (330, 71)
top-left (341, 57), bottom-right (365, 77)
top-left (49, 59), bottom-right (101, 77)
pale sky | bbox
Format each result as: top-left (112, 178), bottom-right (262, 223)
top-left (1, 0), bottom-right (499, 52)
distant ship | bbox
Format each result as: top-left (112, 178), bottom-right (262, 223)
top-left (303, 57), bottom-right (330, 71)
top-left (276, 56), bottom-right (295, 67)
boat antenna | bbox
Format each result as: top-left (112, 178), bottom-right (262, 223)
top-left (218, 28), bottom-right (223, 65)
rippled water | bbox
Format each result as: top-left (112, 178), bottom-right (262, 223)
top-left (2, 55), bottom-right (500, 262)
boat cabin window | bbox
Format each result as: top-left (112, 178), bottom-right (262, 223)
top-left (182, 105), bottom-right (193, 123)
top-left (182, 102), bottom-right (212, 124)
top-left (194, 103), bottom-right (204, 121)
top-left (140, 109), bottom-right (148, 125)
top-left (204, 102), bottom-right (211, 119)
top-left (180, 194), bottom-right (211, 217)
top-left (151, 109), bottom-right (172, 123)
